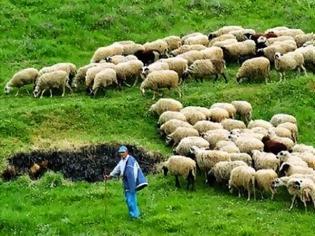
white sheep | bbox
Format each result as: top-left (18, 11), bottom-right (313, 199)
top-left (175, 137), bottom-right (209, 156)
top-left (141, 62), bottom-right (169, 78)
top-left (159, 119), bottom-right (193, 137)
top-left (221, 119), bottom-right (246, 131)
top-left (209, 26), bottom-right (244, 39)
top-left (158, 111), bottom-right (187, 126)
top-left (229, 135), bottom-right (264, 154)
top-left (271, 113), bottom-right (297, 127)
top-left (85, 63), bottom-right (116, 90)
top-left (140, 70), bottom-right (181, 100)
top-left (231, 100), bottom-right (252, 125)
top-left (72, 63), bottom-right (98, 88)
top-left (292, 144), bottom-right (315, 154)
top-left (181, 106), bottom-right (212, 120)
top-left (202, 129), bottom-right (230, 149)
top-left (183, 34), bottom-right (209, 46)
top-left (264, 26), bottom-right (289, 34)
top-left (277, 122), bottom-right (298, 142)
top-left (181, 32), bottom-right (204, 42)
top-left (236, 57), bottom-right (270, 84)
top-left (4, 68), bottom-right (39, 96)
top-left (33, 70), bottom-right (71, 98)
top-left (229, 165), bottom-right (256, 201)
top-left (143, 39), bottom-right (168, 55)
top-left (292, 152), bottom-right (315, 169)
top-left (220, 40), bottom-right (256, 62)
top-left (149, 98), bottom-right (183, 115)
top-left (91, 68), bottom-right (118, 96)
top-left (166, 127), bottom-right (200, 147)
top-left (120, 43), bottom-right (145, 55)
top-left (208, 107), bottom-right (230, 122)
top-left (277, 151), bottom-right (308, 168)
top-left (295, 33), bottom-right (315, 47)
top-left (91, 43), bottom-right (123, 63)
top-left (170, 44), bottom-right (206, 56)
top-left (176, 50), bottom-right (204, 65)
top-left (228, 153), bottom-right (252, 166)
top-left (295, 45), bottom-right (315, 67)
top-left (251, 150), bottom-right (280, 171)
top-left (114, 60), bottom-right (144, 87)
top-left (161, 155), bottom-right (197, 190)
top-left (105, 55), bottom-right (138, 65)
top-left (210, 102), bottom-right (236, 119)
top-left (201, 47), bottom-right (224, 61)
top-left (275, 29), bottom-right (305, 38)
top-left (274, 51), bottom-right (307, 81)
top-left (268, 126), bottom-right (293, 140)
top-left (215, 141), bottom-right (240, 153)
top-left (193, 120), bottom-right (223, 135)
top-left (180, 108), bottom-right (207, 125)
top-left (211, 38), bottom-right (238, 48)
top-left (208, 33), bottom-right (236, 46)
top-left (267, 36), bottom-right (295, 45)
top-left (159, 58), bottom-right (188, 77)
top-left (279, 162), bottom-right (314, 177)
top-left (247, 119), bottom-right (273, 130)
top-left (255, 169), bottom-right (278, 200)
top-left (163, 35), bottom-right (182, 51)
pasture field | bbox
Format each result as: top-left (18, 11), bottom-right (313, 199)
top-left (1, 0), bottom-right (315, 235)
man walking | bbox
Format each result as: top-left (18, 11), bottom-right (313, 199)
top-left (105, 145), bottom-right (148, 219)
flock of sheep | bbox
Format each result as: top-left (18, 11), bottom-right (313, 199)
top-left (4, 25), bottom-right (315, 98)
top-left (152, 98), bottom-right (315, 211)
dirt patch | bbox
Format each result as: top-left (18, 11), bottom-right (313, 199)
top-left (1, 143), bottom-right (164, 182)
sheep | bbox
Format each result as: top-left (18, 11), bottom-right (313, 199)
top-left (251, 127), bottom-right (269, 136)
top-left (159, 58), bottom-right (188, 77)
top-left (236, 57), bottom-right (270, 84)
top-left (215, 140), bottom-right (240, 153)
top-left (220, 40), bottom-right (256, 62)
top-left (247, 119), bottom-right (273, 130)
top-left (143, 39), bottom-right (168, 55)
top-left (72, 63), bottom-right (98, 88)
top-left (120, 43), bottom-right (145, 55)
top-left (295, 33), bottom-right (315, 47)
top-left (193, 120), bottom-right (223, 135)
top-left (252, 150), bottom-right (280, 171)
top-left (245, 32), bottom-right (277, 43)
top-left (221, 119), bottom-right (246, 131)
top-left (149, 98), bottom-right (183, 116)
top-left (202, 129), bottom-right (230, 149)
top-left (201, 47), bottom-right (224, 61)
top-left (183, 34), bottom-right (209, 46)
top-left (228, 165), bottom-right (256, 201)
top-left (104, 55), bottom-right (138, 65)
top-left (277, 151), bottom-right (308, 167)
top-left (4, 68), bottom-right (39, 96)
top-left (279, 162), bottom-right (314, 177)
top-left (39, 62), bottom-right (77, 86)
top-left (29, 160), bottom-right (48, 179)
top-left (176, 50), bottom-right (204, 65)
top-left (228, 153), bottom-right (252, 166)
top-left (275, 29), bottom-right (305, 38)
top-left (268, 126), bottom-right (294, 141)
top-left (140, 70), bottom-right (181, 100)
top-left (278, 122), bottom-right (298, 143)
top-left (141, 62), bottom-right (169, 79)
top-left (208, 26), bottom-right (244, 39)
top-left (295, 45), bottom-right (315, 70)
top-left (268, 135), bottom-right (295, 150)
top-left (181, 32), bottom-right (204, 42)
top-left (169, 44), bottom-right (207, 56)
top-left (207, 160), bottom-right (247, 185)
top-left (33, 70), bottom-right (71, 98)
top-left (91, 68), bottom-right (118, 96)
top-left (261, 136), bottom-right (288, 155)
top-left (190, 146), bottom-right (230, 178)
top-left (157, 111), bottom-right (187, 126)
top-left (231, 100), bottom-right (252, 125)
top-left (292, 152), bottom-right (315, 169)
top-left (85, 63), bottom-right (116, 92)
top-left (229, 135), bottom-right (264, 154)
top-left (256, 41), bottom-right (297, 63)
top-left (188, 107), bottom-right (212, 120)
top-left (293, 178), bottom-right (315, 211)
top-left (161, 155), bottom-right (196, 190)
top-left (267, 36), bottom-right (295, 45)
top-left (180, 108), bottom-right (206, 126)
top-left (292, 144), bottom-right (315, 154)
top-left (114, 60), bottom-right (144, 87)
top-left (182, 59), bottom-right (227, 83)
top-left (207, 107), bottom-right (229, 122)
top-left (166, 127), bottom-right (200, 147)
top-left (91, 43), bottom-right (123, 63)
top-left (231, 128), bottom-right (265, 141)
top-left (159, 119), bottom-right (193, 137)
top-left (208, 33), bottom-right (236, 46)
top-left (264, 26), bottom-right (289, 34)
top-left (229, 28), bottom-right (256, 41)
top-left (1, 165), bottom-right (17, 180)
top-left (134, 49), bottom-right (160, 66)
top-left (163, 35), bottom-right (182, 51)
top-left (254, 169), bottom-right (278, 200)
top-left (211, 39), bottom-right (238, 48)
top-left (210, 103), bottom-right (236, 119)
top-left (175, 137), bottom-right (210, 157)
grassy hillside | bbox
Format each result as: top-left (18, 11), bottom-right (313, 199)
top-left (1, 0), bottom-right (315, 235)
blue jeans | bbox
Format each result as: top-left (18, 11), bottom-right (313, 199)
top-left (124, 191), bottom-right (140, 219)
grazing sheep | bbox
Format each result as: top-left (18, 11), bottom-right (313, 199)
top-left (279, 162), bottom-right (314, 177)
top-left (261, 136), bottom-right (288, 155)
top-left (236, 57), bottom-right (270, 84)
top-left (120, 43), bottom-right (145, 55)
top-left (176, 50), bottom-right (204, 65)
top-left (295, 33), bottom-right (315, 47)
top-left (159, 119), bottom-right (193, 137)
top-left (114, 60), bottom-right (144, 87)
top-left (208, 107), bottom-right (230, 122)
top-left (245, 32), bottom-right (277, 43)
top-left (141, 62), bottom-right (169, 79)
top-left (4, 68), bottom-right (39, 96)
top-left (166, 127), bottom-right (199, 147)
top-left (181, 108), bottom-right (207, 125)
top-left (182, 59), bottom-right (227, 83)
top-left (105, 55), bottom-right (138, 65)
top-left (39, 63), bottom-right (77, 87)
top-left (158, 111), bottom-right (187, 126)
top-left (267, 36), bottom-right (295, 45)
top-left (228, 153), bottom-right (252, 166)
top-left (221, 119), bottom-right (246, 131)
top-left (161, 155), bottom-right (197, 190)
top-left (277, 151), bottom-right (308, 167)
top-left (163, 35), bottom-right (182, 50)
top-left (269, 135), bottom-right (295, 150)
top-left (170, 44), bottom-right (206, 56)
top-left (159, 58), bottom-right (188, 77)
top-left (183, 34), bottom-right (209, 46)
top-left (231, 100), bottom-right (252, 125)
top-left (201, 47), bottom-right (224, 61)
top-left (211, 39), bottom-right (238, 48)
top-left (91, 43), bottom-right (123, 63)
top-left (255, 169), bottom-right (278, 199)
top-left (274, 51), bottom-right (307, 81)
top-left (215, 140), bottom-right (240, 153)
top-left (229, 135), bottom-right (264, 154)
top-left (85, 63), bottom-right (116, 92)
top-left (181, 32), bottom-right (204, 42)
top-left (220, 40), bottom-right (256, 62)
top-left (292, 152), bottom-right (315, 169)
top-left (278, 122), bottom-right (298, 142)
top-left (208, 26), bottom-right (244, 39)
top-left (295, 45), bottom-right (315, 70)
top-left (193, 120), bottom-right (223, 135)
top-left (207, 160), bottom-right (247, 185)
top-left (202, 129), bottom-right (230, 149)
top-left (265, 26), bottom-right (289, 34)
top-left (134, 49), bottom-right (160, 66)
top-left (229, 28), bottom-right (256, 41)
top-left (248, 119), bottom-right (273, 130)
top-left (293, 178), bottom-right (315, 211)
top-left (91, 68), bottom-right (118, 96)
top-left (251, 150), bottom-right (280, 171)
top-left (229, 165), bottom-right (256, 201)
top-left (149, 98), bottom-right (183, 115)
top-left (174, 137), bottom-right (209, 157)
top-left (72, 63), bottom-right (98, 88)
top-left (268, 126), bottom-right (294, 140)
top-left (33, 70), bottom-right (71, 98)
top-left (292, 144), bottom-right (315, 154)
top-left (143, 39), bottom-right (168, 55)
top-left (210, 103), bottom-right (236, 119)
top-left (209, 34), bottom-right (236, 46)
top-left (275, 29), bottom-right (305, 38)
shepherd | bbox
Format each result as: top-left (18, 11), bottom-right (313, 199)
top-left (105, 145), bottom-right (148, 219)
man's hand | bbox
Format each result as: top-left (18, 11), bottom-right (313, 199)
top-left (104, 175), bottom-right (112, 181)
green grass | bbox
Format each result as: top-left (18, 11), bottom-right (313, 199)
top-left (1, 0), bottom-right (315, 235)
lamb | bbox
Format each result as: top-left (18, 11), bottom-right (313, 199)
top-left (141, 62), bottom-right (169, 79)
top-left (221, 119), bottom-right (246, 131)
top-left (149, 98), bottom-right (183, 116)
top-left (193, 120), bottom-right (223, 135)
top-left (143, 39), bottom-right (168, 55)
top-left (182, 59), bottom-right (227, 83)
top-left (220, 40), bottom-right (256, 62)
top-left (33, 70), bottom-right (71, 98)
top-left (85, 63), bottom-right (116, 91)
top-left (277, 151), bottom-right (308, 167)
top-left (161, 155), bottom-right (196, 190)
top-left (91, 68), bottom-right (118, 96)
top-left (202, 129), bottom-right (230, 149)
top-left (176, 50), bottom-right (204, 65)
top-left (208, 26), bottom-right (244, 39)
top-left (251, 150), bottom-right (280, 171)
top-left (183, 34), bottom-right (209, 46)
top-left (157, 111), bottom-right (187, 126)
top-left (169, 44), bottom-right (206, 56)
top-left (91, 43), bottom-right (123, 63)
top-left (114, 60), bottom-right (144, 87)
top-left (279, 162), bottom-right (314, 177)
top-left (166, 127), bottom-right (200, 147)
top-left (140, 70), bottom-right (181, 100)
top-left (174, 137), bottom-right (209, 157)
top-left (159, 119), bottom-right (193, 137)
top-left (210, 102), bottom-right (236, 119)
top-left (295, 33), bottom-right (315, 47)
top-left (104, 55), bottom-right (138, 65)
top-left (207, 160), bottom-right (247, 185)
top-left (231, 100), bottom-right (252, 125)
top-left (180, 108), bottom-right (207, 125)
top-left (29, 160), bottom-right (48, 179)
top-left (274, 51), bottom-right (307, 81)
top-left (163, 35), bottom-right (182, 51)
top-left (228, 153), bottom-right (252, 166)
top-left (228, 165), bottom-right (256, 201)
top-left (72, 63), bottom-right (98, 88)
top-left (229, 135), bottom-right (264, 154)
top-left (236, 57), bottom-right (270, 84)
top-left (159, 58), bottom-right (188, 77)
top-left (254, 169), bottom-right (278, 199)
top-left (4, 68), bottom-right (39, 96)
top-left (201, 47), bottom-right (224, 61)
top-left (261, 136), bottom-right (288, 155)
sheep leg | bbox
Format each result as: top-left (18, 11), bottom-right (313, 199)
top-left (93, 88), bottom-right (98, 97)
top-left (289, 195), bottom-right (297, 210)
top-left (238, 189), bottom-right (241, 198)
top-left (15, 88), bottom-right (20, 96)
top-left (132, 76), bottom-right (138, 87)
top-left (152, 91), bottom-right (157, 100)
top-left (62, 85), bottom-right (65, 97)
top-left (221, 73), bottom-right (228, 83)
top-left (270, 187), bottom-right (275, 200)
top-left (301, 65), bottom-right (307, 76)
top-left (40, 89), bottom-right (46, 99)
top-left (49, 89), bottom-right (53, 97)
top-left (25, 88), bottom-right (30, 95)
top-left (177, 87), bottom-right (182, 98)
top-left (175, 175), bottom-right (180, 188)
top-left (66, 83), bottom-right (72, 93)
